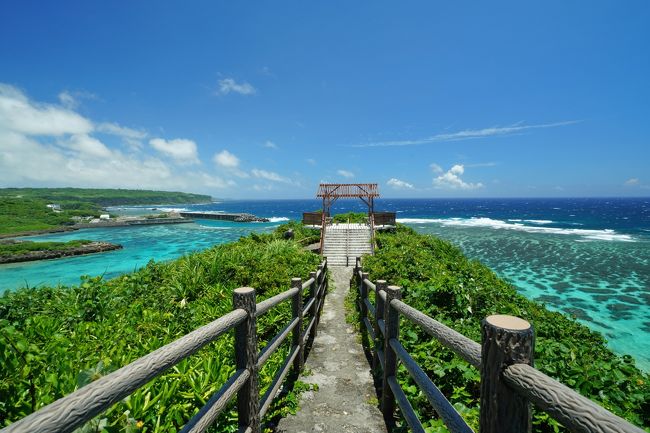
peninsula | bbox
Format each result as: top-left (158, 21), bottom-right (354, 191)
top-left (0, 188), bottom-right (212, 236)
top-left (0, 239), bottom-right (122, 264)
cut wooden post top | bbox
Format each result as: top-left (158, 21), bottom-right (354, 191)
top-left (485, 315), bottom-right (530, 331)
top-left (234, 287), bottom-right (255, 295)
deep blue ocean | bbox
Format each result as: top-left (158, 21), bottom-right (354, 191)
top-left (1, 198), bottom-right (648, 369)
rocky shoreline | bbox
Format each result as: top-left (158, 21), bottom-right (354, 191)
top-left (0, 241), bottom-right (123, 264)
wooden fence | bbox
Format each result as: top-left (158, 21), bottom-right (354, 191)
top-left (353, 257), bottom-right (644, 433)
top-left (1, 260), bottom-right (329, 433)
top-left (372, 211), bottom-right (397, 227)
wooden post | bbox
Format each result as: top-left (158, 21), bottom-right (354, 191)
top-left (373, 280), bottom-right (387, 371)
top-left (480, 315), bottom-right (534, 433)
top-left (360, 272), bottom-right (369, 334)
top-left (309, 271), bottom-right (318, 341)
top-left (233, 287), bottom-right (260, 433)
top-left (291, 277), bottom-right (304, 371)
top-left (382, 285), bottom-right (401, 426)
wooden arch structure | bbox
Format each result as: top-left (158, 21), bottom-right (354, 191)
top-left (316, 183), bottom-right (379, 217)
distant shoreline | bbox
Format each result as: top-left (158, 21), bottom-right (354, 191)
top-left (0, 216), bottom-right (195, 239)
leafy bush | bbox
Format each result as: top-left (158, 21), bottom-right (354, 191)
top-left (360, 225), bottom-right (649, 432)
top-left (331, 212), bottom-right (368, 224)
top-left (0, 224), bottom-right (321, 432)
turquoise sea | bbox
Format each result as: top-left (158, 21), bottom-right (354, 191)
top-left (1, 198), bottom-right (648, 369)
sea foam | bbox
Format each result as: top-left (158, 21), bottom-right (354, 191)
top-left (397, 217), bottom-right (635, 242)
top-left (266, 217), bottom-right (291, 223)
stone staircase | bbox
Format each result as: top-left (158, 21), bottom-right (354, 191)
top-left (322, 223), bottom-right (372, 267)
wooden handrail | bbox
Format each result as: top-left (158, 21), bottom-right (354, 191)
top-left (352, 258), bottom-right (645, 433)
top-left (2, 260), bottom-right (329, 433)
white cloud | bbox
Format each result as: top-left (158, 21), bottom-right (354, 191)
top-left (430, 163), bottom-right (443, 174)
top-left (263, 140), bottom-right (278, 149)
top-left (306, 158), bottom-right (316, 165)
top-left (216, 78), bottom-right (256, 96)
top-left (0, 84), bottom-right (92, 136)
top-left (252, 168), bottom-right (291, 183)
top-left (97, 122), bottom-right (147, 139)
top-left (433, 164), bottom-right (483, 190)
top-left (354, 121), bottom-right (580, 147)
top-left (624, 178), bottom-right (639, 186)
top-left (98, 122), bottom-right (147, 150)
top-left (61, 134), bottom-right (112, 158)
top-left (387, 178), bottom-right (414, 189)
top-left (57, 90), bottom-right (96, 109)
top-left (337, 169), bottom-right (354, 178)
top-left (149, 138), bottom-right (200, 164)
top-left (0, 83), bottom-right (232, 193)
top-left (213, 150), bottom-right (250, 178)
top-left (58, 91), bottom-right (77, 109)
top-left (213, 149), bottom-right (240, 168)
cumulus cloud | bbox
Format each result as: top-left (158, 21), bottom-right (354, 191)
top-left (0, 84), bottom-right (92, 136)
top-left (624, 178), bottom-right (639, 186)
top-left (337, 169), bottom-right (354, 178)
top-left (252, 168), bottom-right (292, 183)
top-left (213, 150), bottom-right (250, 178)
top-left (387, 178), bottom-right (414, 189)
top-left (433, 164), bottom-right (483, 190)
top-left (430, 163), bottom-right (443, 174)
top-left (213, 149), bottom-right (240, 168)
top-left (216, 78), bottom-right (256, 96)
top-left (0, 83), bottom-right (231, 193)
top-left (263, 140), bottom-right (278, 149)
top-left (306, 158), bottom-right (316, 165)
top-left (149, 138), bottom-right (200, 164)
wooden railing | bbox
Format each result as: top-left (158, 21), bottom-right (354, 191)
top-left (302, 212), bottom-right (322, 226)
top-left (353, 257), bottom-right (644, 433)
top-left (372, 211), bottom-right (396, 227)
top-left (2, 260), bottom-right (329, 433)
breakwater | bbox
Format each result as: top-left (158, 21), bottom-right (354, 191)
top-left (179, 212), bottom-right (269, 222)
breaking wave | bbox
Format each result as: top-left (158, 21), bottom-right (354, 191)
top-left (397, 217), bottom-right (635, 242)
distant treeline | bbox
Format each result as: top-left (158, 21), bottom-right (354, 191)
top-left (0, 188), bottom-right (212, 234)
top-left (0, 188), bottom-right (212, 206)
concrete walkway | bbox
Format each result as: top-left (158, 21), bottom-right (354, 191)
top-left (277, 266), bottom-right (387, 433)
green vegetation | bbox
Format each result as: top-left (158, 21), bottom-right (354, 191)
top-left (331, 212), bottom-right (368, 224)
top-left (0, 197), bottom-right (82, 234)
top-left (1, 188), bottom-right (211, 207)
top-left (0, 224), bottom-right (321, 432)
top-left (0, 188), bottom-right (211, 235)
top-left (0, 240), bottom-right (93, 257)
top-left (358, 225), bottom-right (649, 432)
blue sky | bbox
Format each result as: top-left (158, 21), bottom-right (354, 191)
top-left (1, 1), bottom-right (648, 198)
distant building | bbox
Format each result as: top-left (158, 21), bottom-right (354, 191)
top-left (46, 203), bottom-right (61, 211)
top-left (99, 214), bottom-right (110, 220)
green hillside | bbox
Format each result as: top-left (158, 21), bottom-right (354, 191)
top-left (0, 188), bottom-right (212, 235)
top-left (0, 188), bottom-right (211, 207)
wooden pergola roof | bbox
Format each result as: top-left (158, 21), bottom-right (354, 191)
top-left (316, 183), bottom-right (379, 216)
top-left (316, 183), bottom-right (379, 199)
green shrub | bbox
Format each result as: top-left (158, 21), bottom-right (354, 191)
top-left (0, 224), bottom-right (321, 432)
top-left (361, 225), bottom-right (649, 432)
